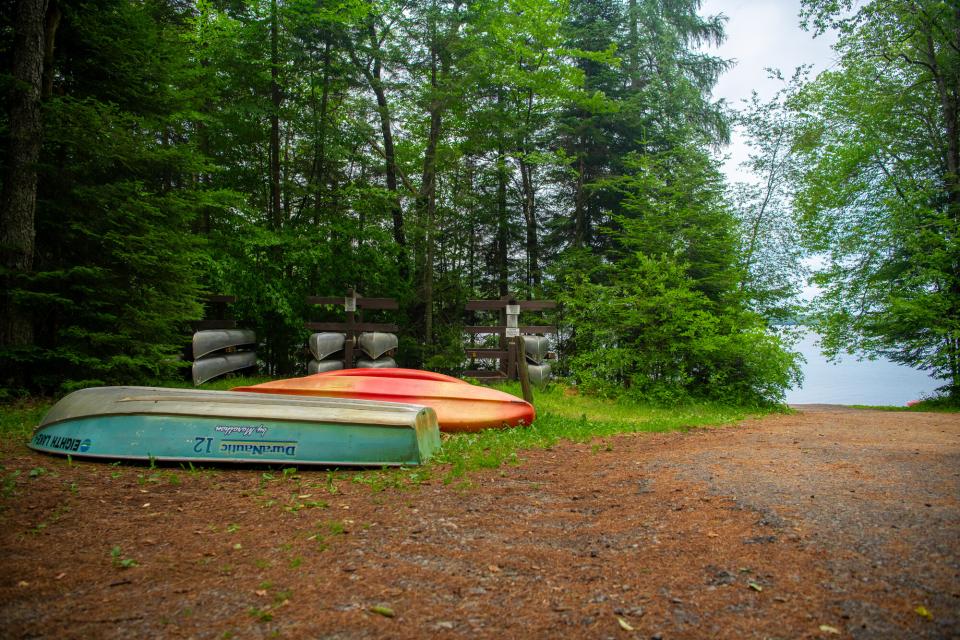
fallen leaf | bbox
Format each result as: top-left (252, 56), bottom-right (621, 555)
top-left (17, 581), bottom-right (29, 588)
top-left (141, 503), bottom-right (150, 508)
top-left (616, 616), bottom-right (634, 631)
top-left (369, 605), bottom-right (395, 618)
top-left (748, 581), bottom-right (763, 592)
top-left (488, 565), bottom-right (501, 573)
top-left (706, 532), bottom-right (719, 538)
top-left (297, 494), bottom-right (312, 499)
top-left (819, 624), bottom-right (840, 634)
top-left (915, 605), bottom-right (933, 620)
top-left (55, 573), bottom-right (66, 580)
top-left (232, 543), bottom-right (242, 550)
top-left (255, 589), bottom-right (268, 597)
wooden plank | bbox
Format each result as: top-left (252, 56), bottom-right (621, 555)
top-left (466, 299), bottom-right (555, 311)
top-left (521, 325), bottom-right (557, 334)
top-left (464, 349), bottom-right (510, 359)
top-left (519, 300), bottom-right (556, 310)
top-left (462, 370), bottom-right (508, 380)
top-left (357, 297), bottom-right (399, 310)
top-left (464, 326), bottom-right (506, 334)
top-left (306, 296), bottom-right (343, 306)
top-left (465, 325), bottom-right (556, 334)
top-left (466, 300), bottom-right (512, 311)
top-left (307, 296), bottom-right (398, 309)
top-left (305, 322), bottom-right (398, 332)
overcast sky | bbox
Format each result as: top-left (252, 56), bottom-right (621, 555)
top-left (698, 0), bottom-right (839, 183)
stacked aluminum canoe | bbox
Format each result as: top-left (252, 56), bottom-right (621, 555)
top-left (308, 331), bottom-right (398, 372)
top-left (356, 332), bottom-right (398, 367)
top-left (192, 329), bottom-right (258, 385)
top-left (523, 335), bottom-right (554, 386)
top-left (308, 333), bottom-right (346, 373)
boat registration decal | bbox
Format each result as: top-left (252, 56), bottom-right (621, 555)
top-left (215, 424), bottom-right (269, 437)
top-left (220, 440), bottom-right (297, 457)
top-left (32, 433), bottom-right (91, 453)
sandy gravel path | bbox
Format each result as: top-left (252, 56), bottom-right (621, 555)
top-left (0, 407), bottom-right (957, 639)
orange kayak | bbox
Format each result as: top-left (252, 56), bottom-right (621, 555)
top-left (233, 369), bottom-right (534, 433)
top-left (312, 367), bottom-right (467, 385)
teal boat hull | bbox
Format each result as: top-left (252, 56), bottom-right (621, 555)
top-left (30, 387), bottom-right (441, 467)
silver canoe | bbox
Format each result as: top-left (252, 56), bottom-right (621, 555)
top-left (523, 335), bottom-right (551, 364)
top-left (192, 329), bottom-right (256, 360)
top-left (356, 356), bottom-right (398, 368)
top-left (527, 363), bottom-right (552, 387)
top-left (308, 359), bottom-right (344, 374)
top-left (192, 351), bottom-right (257, 385)
top-left (29, 386), bottom-right (441, 467)
top-left (358, 332), bottom-right (398, 359)
top-left (309, 332), bottom-right (346, 360)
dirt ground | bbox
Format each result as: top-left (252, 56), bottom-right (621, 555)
top-left (1, 406), bottom-right (958, 639)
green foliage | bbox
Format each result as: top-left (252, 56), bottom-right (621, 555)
top-left (0, 399), bottom-right (51, 439)
top-left (561, 255), bottom-right (800, 404)
top-left (792, 0), bottom-right (960, 398)
top-left (1, 0), bottom-right (799, 405)
top-left (1, 0), bottom-right (219, 391)
top-left (110, 545), bottom-right (138, 569)
top-left (730, 69), bottom-right (806, 321)
top-left (556, 142), bottom-right (802, 405)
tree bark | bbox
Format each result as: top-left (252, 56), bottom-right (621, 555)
top-left (1, 0), bottom-right (51, 348)
top-left (350, 18), bottom-right (406, 253)
top-left (496, 90), bottom-right (509, 297)
top-left (418, 44), bottom-right (442, 348)
top-left (269, 0), bottom-right (282, 229)
top-left (573, 148), bottom-right (589, 248)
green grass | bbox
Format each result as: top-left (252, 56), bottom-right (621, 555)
top-left (2, 376), bottom-right (777, 488)
top-left (850, 398), bottom-right (960, 412)
top-left (0, 399), bottom-right (52, 439)
top-left (430, 383), bottom-right (772, 481)
top-left (0, 375), bottom-right (272, 440)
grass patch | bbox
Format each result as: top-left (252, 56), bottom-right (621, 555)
top-left (850, 398), bottom-right (960, 412)
top-left (3, 375), bottom-right (777, 489)
top-left (430, 383), bottom-right (771, 482)
top-left (0, 375), bottom-right (272, 442)
top-left (0, 399), bottom-right (52, 439)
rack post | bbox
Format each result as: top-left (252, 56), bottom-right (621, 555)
top-left (463, 294), bottom-right (556, 386)
top-left (305, 290), bottom-right (398, 368)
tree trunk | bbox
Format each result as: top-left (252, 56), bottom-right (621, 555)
top-left (496, 91), bottom-right (509, 297)
top-left (518, 156), bottom-right (540, 291)
top-left (41, 0), bottom-right (59, 99)
top-left (311, 39), bottom-right (332, 226)
top-left (352, 18), bottom-right (406, 254)
top-left (418, 44), bottom-right (443, 348)
top-left (1, 0), bottom-right (51, 349)
top-left (627, 0), bottom-right (640, 89)
top-left (573, 147), bottom-right (589, 248)
top-left (269, 0), bottom-right (282, 229)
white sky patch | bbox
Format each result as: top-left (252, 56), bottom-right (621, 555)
top-left (699, 0), bottom-right (839, 184)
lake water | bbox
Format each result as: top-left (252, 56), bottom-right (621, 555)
top-left (784, 332), bottom-right (941, 406)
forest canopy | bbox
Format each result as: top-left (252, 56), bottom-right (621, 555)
top-left (4, 0), bottom-right (953, 405)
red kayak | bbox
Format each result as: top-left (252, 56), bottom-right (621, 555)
top-left (233, 369), bottom-right (534, 433)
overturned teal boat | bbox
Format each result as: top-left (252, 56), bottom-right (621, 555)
top-left (30, 387), bottom-right (441, 467)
